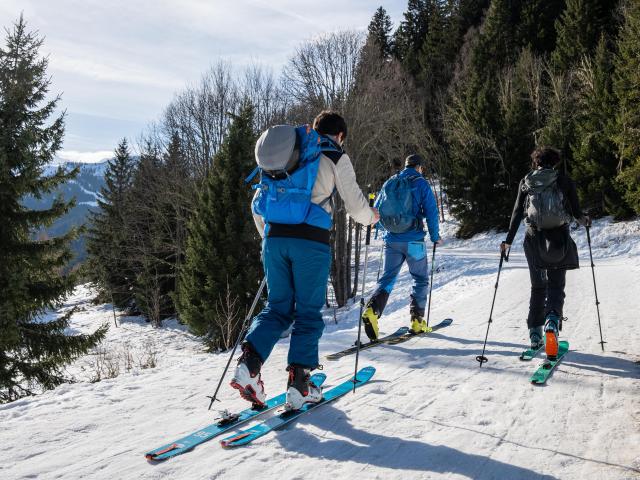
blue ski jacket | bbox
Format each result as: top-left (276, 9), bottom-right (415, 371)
top-left (375, 167), bottom-right (440, 243)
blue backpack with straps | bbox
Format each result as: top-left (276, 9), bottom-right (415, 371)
top-left (246, 125), bottom-right (340, 230)
top-left (376, 173), bottom-right (420, 233)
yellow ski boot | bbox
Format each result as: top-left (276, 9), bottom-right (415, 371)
top-left (361, 307), bottom-right (379, 341)
top-left (410, 316), bottom-right (433, 334)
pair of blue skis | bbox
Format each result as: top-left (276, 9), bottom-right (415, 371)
top-left (145, 366), bottom-right (375, 460)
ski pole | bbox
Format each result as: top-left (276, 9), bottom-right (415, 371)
top-left (476, 245), bottom-right (510, 367)
top-left (376, 242), bottom-right (384, 281)
top-left (207, 276), bottom-right (267, 409)
top-left (586, 226), bottom-right (606, 351)
top-left (354, 190), bottom-right (375, 393)
top-left (425, 242), bottom-right (437, 328)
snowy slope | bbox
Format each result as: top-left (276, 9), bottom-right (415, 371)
top-left (1, 218), bottom-right (639, 480)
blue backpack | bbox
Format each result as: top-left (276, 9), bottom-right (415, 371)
top-left (376, 173), bottom-right (420, 233)
top-left (247, 125), bottom-right (340, 230)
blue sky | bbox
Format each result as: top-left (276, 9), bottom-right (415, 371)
top-left (0, 1), bottom-right (406, 162)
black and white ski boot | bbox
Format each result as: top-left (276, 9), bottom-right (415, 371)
top-left (284, 365), bottom-right (323, 411)
top-left (230, 342), bottom-right (266, 408)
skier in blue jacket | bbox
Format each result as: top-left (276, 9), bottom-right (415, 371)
top-left (362, 154), bottom-right (442, 340)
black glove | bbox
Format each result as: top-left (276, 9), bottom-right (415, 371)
top-left (577, 215), bottom-right (592, 227)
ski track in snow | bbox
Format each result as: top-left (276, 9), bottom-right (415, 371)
top-left (1, 217), bottom-right (639, 480)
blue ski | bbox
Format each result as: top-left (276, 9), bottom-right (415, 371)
top-left (145, 373), bottom-right (327, 461)
top-left (220, 366), bottom-right (376, 448)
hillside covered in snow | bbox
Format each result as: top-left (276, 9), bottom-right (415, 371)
top-left (1, 218), bottom-right (639, 480)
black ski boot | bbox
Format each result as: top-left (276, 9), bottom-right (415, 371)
top-left (285, 365), bottom-right (323, 411)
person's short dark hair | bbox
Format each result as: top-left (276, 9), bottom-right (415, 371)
top-left (405, 154), bottom-right (424, 168)
top-left (531, 146), bottom-right (561, 169)
top-left (313, 111), bottom-right (348, 139)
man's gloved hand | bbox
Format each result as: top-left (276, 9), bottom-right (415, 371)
top-left (578, 215), bottom-right (592, 227)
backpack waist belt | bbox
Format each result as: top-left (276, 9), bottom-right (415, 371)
top-left (267, 222), bottom-right (331, 245)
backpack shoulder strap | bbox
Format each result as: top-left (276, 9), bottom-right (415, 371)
top-left (319, 137), bottom-right (344, 165)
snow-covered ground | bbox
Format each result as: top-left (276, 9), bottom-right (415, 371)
top-left (1, 218), bottom-right (639, 480)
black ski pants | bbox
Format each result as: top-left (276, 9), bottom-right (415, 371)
top-left (523, 232), bottom-right (567, 329)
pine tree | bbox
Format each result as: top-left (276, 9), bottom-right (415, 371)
top-left (552, 0), bottom-right (618, 70)
top-left (87, 139), bottom-right (136, 308)
top-left (456, 0), bottom-right (490, 35)
top-left (0, 17), bottom-right (106, 402)
top-left (613, 0), bottom-right (640, 213)
top-left (517, 0), bottom-right (565, 54)
top-left (368, 6), bottom-right (394, 58)
top-left (572, 35), bottom-right (631, 217)
top-left (393, 0), bottom-right (430, 76)
top-left (177, 102), bottom-right (261, 350)
top-left (127, 146), bottom-right (172, 325)
top-left (444, 2), bottom-right (537, 236)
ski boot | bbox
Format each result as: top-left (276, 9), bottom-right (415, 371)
top-left (529, 326), bottom-right (544, 350)
top-left (410, 316), bottom-right (432, 334)
top-left (544, 311), bottom-right (561, 360)
top-left (284, 365), bottom-right (323, 411)
top-left (230, 342), bottom-right (266, 408)
top-left (361, 306), bottom-right (380, 341)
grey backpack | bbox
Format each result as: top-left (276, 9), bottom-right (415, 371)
top-left (523, 169), bottom-right (571, 229)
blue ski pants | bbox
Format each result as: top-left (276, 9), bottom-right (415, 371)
top-left (245, 236), bottom-right (331, 368)
top-left (367, 241), bottom-right (429, 318)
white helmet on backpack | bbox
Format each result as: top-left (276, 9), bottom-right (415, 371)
top-left (255, 125), bottom-right (300, 177)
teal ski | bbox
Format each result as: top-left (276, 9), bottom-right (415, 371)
top-left (530, 341), bottom-right (569, 384)
top-left (520, 343), bottom-right (545, 361)
top-left (326, 328), bottom-right (409, 360)
top-left (220, 366), bottom-right (376, 448)
top-left (145, 373), bottom-right (326, 461)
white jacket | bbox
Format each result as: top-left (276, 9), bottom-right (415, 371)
top-left (253, 151), bottom-right (376, 236)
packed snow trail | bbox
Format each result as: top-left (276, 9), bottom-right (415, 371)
top-left (1, 219), bottom-right (639, 480)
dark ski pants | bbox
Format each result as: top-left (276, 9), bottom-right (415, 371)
top-left (523, 235), bottom-right (567, 329)
top-left (367, 241), bottom-right (429, 318)
top-left (245, 236), bottom-right (331, 368)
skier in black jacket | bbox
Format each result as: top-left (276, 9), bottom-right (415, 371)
top-left (501, 147), bottom-right (590, 359)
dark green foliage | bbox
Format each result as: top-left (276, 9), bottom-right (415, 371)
top-left (446, 49), bottom-right (536, 237)
top-left (394, 0), bottom-right (431, 75)
top-left (572, 36), bottom-right (631, 217)
top-left (127, 135), bottom-right (191, 325)
top-left (128, 147), bottom-right (172, 324)
top-left (177, 103), bottom-right (261, 350)
top-left (87, 139), bottom-right (136, 308)
top-left (614, 0), bottom-right (640, 213)
top-left (0, 17), bottom-right (106, 402)
top-left (518, 0), bottom-right (565, 54)
top-left (456, 0), bottom-right (490, 35)
top-left (553, 0), bottom-right (619, 70)
top-left (368, 6), bottom-right (394, 58)
top-left (444, 1), bottom-right (538, 237)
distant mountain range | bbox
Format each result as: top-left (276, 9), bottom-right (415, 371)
top-left (23, 160), bottom-right (110, 265)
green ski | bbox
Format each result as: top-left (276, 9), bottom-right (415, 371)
top-left (530, 341), bottom-right (569, 384)
top-left (520, 344), bottom-right (545, 361)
